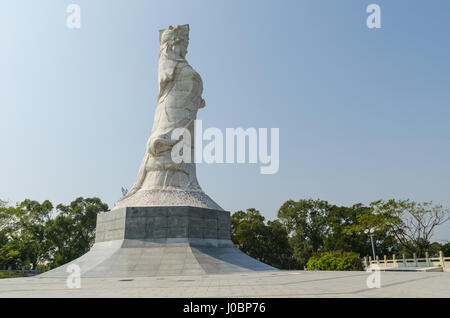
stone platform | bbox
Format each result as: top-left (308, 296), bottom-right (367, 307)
top-left (41, 206), bottom-right (276, 277)
top-left (95, 206), bottom-right (230, 243)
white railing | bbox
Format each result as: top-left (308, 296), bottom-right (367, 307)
top-left (363, 251), bottom-right (450, 271)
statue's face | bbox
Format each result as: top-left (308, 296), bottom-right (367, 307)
top-left (169, 37), bottom-right (188, 58)
top-left (160, 25), bottom-right (189, 59)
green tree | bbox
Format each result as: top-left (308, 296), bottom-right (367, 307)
top-left (230, 209), bottom-right (295, 269)
top-left (428, 242), bottom-right (442, 257)
top-left (264, 220), bottom-right (295, 269)
top-left (441, 242), bottom-right (450, 257)
top-left (354, 200), bottom-right (449, 257)
top-left (0, 199), bottom-right (53, 269)
top-left (0, 197), bottom-right (108, 270)
top-left (332, 204), bottom-right (403, 259)
top-left (45, 197), bottom-right (108, 268)
top-left (231, 208), bottom-right (266, 261)
top-left (277, 199), bottom-right (330, 267)
top-left (324, 204), bottom-right (371, 255)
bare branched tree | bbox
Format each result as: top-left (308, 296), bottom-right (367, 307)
top-left (371, 199), bottom-right (450, 256)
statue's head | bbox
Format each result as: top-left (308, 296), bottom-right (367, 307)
top-left (159, 24), bottom-right (189, 59)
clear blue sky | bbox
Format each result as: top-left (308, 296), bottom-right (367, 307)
top-left (1, 0), bottom-right (449, 241)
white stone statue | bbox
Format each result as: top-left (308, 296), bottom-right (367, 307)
top-left (114, 24), bottom-right (222, 210)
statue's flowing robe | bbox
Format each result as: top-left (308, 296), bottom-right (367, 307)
top-left (120, 57), bottom-right (205, 201)
top-left (114, 28), bottom-right (222, 211)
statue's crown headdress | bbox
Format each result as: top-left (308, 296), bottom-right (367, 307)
top-left (159, 24), bottom-right (190, 45)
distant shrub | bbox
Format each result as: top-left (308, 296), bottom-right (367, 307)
top-left (441, 243), bottom-right (450, 257)
top-left (0, 272), bottom-right (23, 279)
top-left (306, 251), bottom-right (363, 271)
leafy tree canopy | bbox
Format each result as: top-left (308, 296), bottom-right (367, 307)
top-left (0, 197), bottom-right (108, 270)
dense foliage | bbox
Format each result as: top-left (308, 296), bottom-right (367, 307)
top-left (231, 199), bottom-right (449, 270)
top-left (231, 209), bottom-right (296, 269)
top-left (0, 197), bottom-right (108, 270)
top-left (306, 251), bottom-right (363, 271)
top-left (441, 242), bottom-right (450, 257)
top-left (0, 271), bottom-right (23, 279)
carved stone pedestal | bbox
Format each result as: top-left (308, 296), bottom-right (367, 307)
top-left (95, 206), bottom-right (231, 243)
top-left (41, 207), bottom-right (276, 277)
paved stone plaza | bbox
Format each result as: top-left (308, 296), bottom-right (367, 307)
top-left (0, 270), bottom-right (449, 297)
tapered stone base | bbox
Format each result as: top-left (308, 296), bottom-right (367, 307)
top-left (41, 207), bottom-right (277, 277)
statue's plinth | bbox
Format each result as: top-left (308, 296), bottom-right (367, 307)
top-left (41, 206), bottom-right (276, 277)
top-left (95, 206), bottom-right (231, 244)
